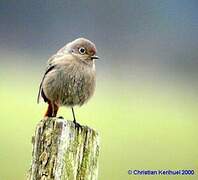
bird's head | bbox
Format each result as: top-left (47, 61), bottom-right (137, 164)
top-left (65, 38), bottom-right (99, 63)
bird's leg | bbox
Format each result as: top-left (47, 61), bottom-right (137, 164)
top-left (72, 107), bottom-right (81, 128)
top-left (72, 107), bottom-right (76, 123)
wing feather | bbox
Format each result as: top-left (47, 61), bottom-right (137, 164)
top-left (37, 52), bottom-right (70, 103)
top-left (37, 64), bottom-right (56, 103)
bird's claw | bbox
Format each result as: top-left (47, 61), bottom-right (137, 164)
top-left (73, 120), bottom-right (81, 129)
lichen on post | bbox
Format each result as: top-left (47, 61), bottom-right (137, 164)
top-left (27, 117), bottom-right (100, 180)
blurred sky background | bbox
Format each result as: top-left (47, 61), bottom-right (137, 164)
top-left (0, 0), bottom-right (198, 179)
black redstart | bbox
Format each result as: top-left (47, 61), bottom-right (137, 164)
top-left (37, 37), bottom-right (99, 123)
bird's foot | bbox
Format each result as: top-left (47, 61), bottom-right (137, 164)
top-left (73, 119), bottom-right (81, 129)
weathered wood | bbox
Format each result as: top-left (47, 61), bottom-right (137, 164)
top-left (28, 117), bottom-right (99, 180)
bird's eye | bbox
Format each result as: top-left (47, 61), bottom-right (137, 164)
top-left (79, 47), bottom-right (86, 54)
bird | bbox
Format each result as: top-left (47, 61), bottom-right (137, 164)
top-left (37, 37), bottom-right (99, 124)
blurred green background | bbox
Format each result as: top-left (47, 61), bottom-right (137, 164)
top-left (1, 0), bottom-right (198, 179)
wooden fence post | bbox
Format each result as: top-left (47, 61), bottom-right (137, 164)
top-left (27, 117), bottom-right (100, 180)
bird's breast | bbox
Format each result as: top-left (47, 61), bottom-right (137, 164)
top-left (43, 62), bottom-right (96, 107)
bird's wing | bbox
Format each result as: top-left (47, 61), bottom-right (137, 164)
top-left (37, 52), bottom-right (71, 103)
top-left (37, 53), bottom-right (61, 104)
top-left (37, 63), bottom-right (56, 103)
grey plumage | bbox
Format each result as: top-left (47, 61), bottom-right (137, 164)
top-left (37, 38), bottom-right (98, 117)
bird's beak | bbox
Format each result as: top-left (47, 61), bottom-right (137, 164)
top-left (91, 55), bottom-right (99, 60)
